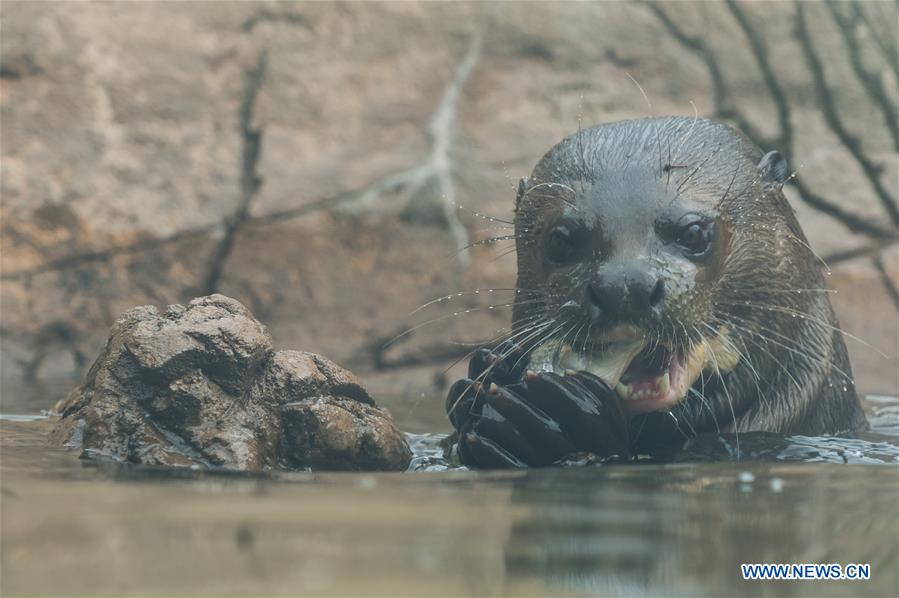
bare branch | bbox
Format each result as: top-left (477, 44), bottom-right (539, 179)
top-left (337, 21), bottom-right (489, 267)
top-left (794, 1), bottom-right (899, 227)
top-left (640, 0), bottom-right (896, 239)
top-left (358, 324), bottom-right (471, 371)
top-left (201, 51), bottom-right (267, 295)
top-left (822, 238), bottom-right (899, 265)
top-left (0, 225), bottom-right (216, 281)
top-left (640, 1), bottom-right (752, 136)
top-left (826, 1), bottom-right (899, 150)
top-left (724, 0), bottom-right (792, 151)
top-left (873, 255), bottom-right (899, 311)
top-left (791, 178), bottom-right (896, 239)
top-left (1, 170), bottom-right (447, 282)
top-left (853, 1), bottom-right (899, 82)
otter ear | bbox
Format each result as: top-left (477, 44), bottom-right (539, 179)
top-left (757, 151), bottom-right (789, 188)
top-left (516, 176), bottom-right (529, 208)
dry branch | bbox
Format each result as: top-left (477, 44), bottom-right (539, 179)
top-left (794, 1), bottom-right (898, 227)
top-left (201, 51), bottom-right (267, 295)
top-left (825, 0), bottom-right (898, 151)
top-left (640, 0), bottom-right (897, 241)
top-left (873, 255), bottom-right (899, 311)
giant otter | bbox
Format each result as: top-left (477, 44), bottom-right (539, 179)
top-left (446, 117), bottom-right (867, 468)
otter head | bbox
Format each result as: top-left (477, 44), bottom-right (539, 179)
top-left (512, 117), bottom-right (791, 416)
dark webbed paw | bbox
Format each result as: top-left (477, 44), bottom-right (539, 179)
top-left (445, 349), bottom-right (632, 469)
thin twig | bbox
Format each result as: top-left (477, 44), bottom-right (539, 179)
top-left (791, 179), bottom-right (896, 239)
top-left (823, 238), bottom-right (899, 265)
top-left (1, 226), bottom-right (217, 281)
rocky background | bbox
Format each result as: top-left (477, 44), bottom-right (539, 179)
top-left (2, 1), bottom-right (897, 424)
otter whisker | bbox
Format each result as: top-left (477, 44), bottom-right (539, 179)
top-left (580, 320), bottom-right (593, 359)
top-left (630, 414), bottom-right (650, 448)
top-left (388, 298), bottom-right (549, 349)
top-left (569, 319), bottom-right (590, 363)
top-left (697, 322), bottom-right (770, 418)
top-left (576, 102), bottom-right (593, 183)
top-left (443, 316), bottom-right (557, 415)
top-left (467, 227), bottom-right (515, 239)
top-left (717, 164), bottom-right (741, 207)
top-left (688, 386), bottom-right (721, 435)
top-left (715, 312), bottom-right (856, 386)
top-left (724, 287), bottom-right (836, 295)
top-left (700, 333), bottom-right (741, 458)
top-left (486, 316), bottom-right (566, 380)
top-left (782, 231), bottom-right (833, 275)
top-left (411, 288), bottom-right (525, 316)
top-left (441, 310), bottom-right (553, 348)
top-left (547, 325), bottom-right (573, 369)
top-left (676, 400), bottom-right (699, 438)
top-left (491, 245), bottom-right (521, 262)
top-left (669, 101), bottom-right (700, 174)
top-left (665, 410), bottom-right (693, 443)
top-left (699, 368), bottom-right (724, 435)
top-left (450, 235), bottom-right (518, 257)
top-left (714, 317), bottom-right (806, 394)
top-left (522, 182), bottom-right (580, 210)
top-left (676, 145), bottom-right (724, 194)
top-left (716, 299), bottom-right (887, 358)
top-left (454, 203), bottom-right (514, 226)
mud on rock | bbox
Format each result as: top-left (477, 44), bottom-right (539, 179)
top-left (51, 294), bottom-right (412, 471)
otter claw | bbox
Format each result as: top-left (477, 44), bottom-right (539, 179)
top-left (467, 345), bottom-right (528, 386)
top-left (446, 378), bottom-right (482, 430)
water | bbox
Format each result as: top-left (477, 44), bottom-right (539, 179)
top-left (2, 375), bottom-right (898, 596)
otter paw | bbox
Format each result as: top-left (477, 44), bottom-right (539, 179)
top-left (521, 371), bottom-right (631, 460)
top-left (444, 345), bottom-right (527, 431)
top-left (445, 367), bottom-right (632, 469)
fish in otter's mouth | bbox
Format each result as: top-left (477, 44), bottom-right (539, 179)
top-left (528, 326), bottom-right (739, 416)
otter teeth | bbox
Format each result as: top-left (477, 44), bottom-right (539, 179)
top-left (658, 371), bottom-right (671, 396)
top-left (615, 370), bottom-right (671, 401)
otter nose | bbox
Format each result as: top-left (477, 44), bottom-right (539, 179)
top-left (588, 267), bottom-right (664, 320)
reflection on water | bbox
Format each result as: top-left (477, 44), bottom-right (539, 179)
top-left (2, 375), bottom-right (898, 596)
top-left (502, 464), bottom-right (898, 597)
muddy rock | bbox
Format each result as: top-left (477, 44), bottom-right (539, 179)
top-left (51, 294), bottom-right (411, 471)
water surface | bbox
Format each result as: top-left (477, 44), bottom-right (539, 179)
top-left (2, 376), bottom-right (898, 596)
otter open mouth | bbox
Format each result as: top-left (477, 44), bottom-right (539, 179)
top-left (528, 331), bottom-right (699, 416)
top-left (614, 344), bottom-right (688, 415)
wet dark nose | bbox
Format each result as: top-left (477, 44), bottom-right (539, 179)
top-left (587, 267), bottom-right (665, 320)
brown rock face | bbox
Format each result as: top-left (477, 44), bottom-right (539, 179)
top-left (1, 2), bottom-right (895, 408)
top-left (51, 295), bottom-right (411, 471)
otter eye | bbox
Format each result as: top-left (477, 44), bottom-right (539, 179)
top-left (677, 220), bottom-right (713, 256)
top-left (546, 226), bottom-right (576, 264)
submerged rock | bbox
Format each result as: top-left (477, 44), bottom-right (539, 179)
top-left (51, 294), bottom-right (411, 471)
